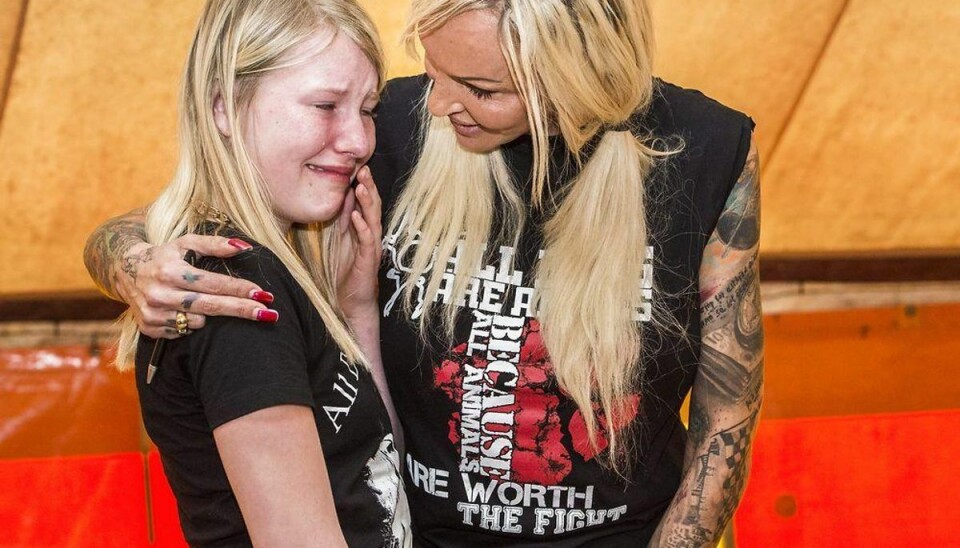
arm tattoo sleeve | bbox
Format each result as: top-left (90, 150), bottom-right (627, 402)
top-left (82, 209), bottom-right (148, 300)
top-left (651, 142), bottom-right (764, 547)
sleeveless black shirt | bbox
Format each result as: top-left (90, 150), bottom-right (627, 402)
top-left (371, 75), bottom-right (754, 546)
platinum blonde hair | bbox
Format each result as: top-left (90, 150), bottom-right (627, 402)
top-left (391, 0), bottom-right (668, 470)
top-left (116, 0), bottom-right (385, 370)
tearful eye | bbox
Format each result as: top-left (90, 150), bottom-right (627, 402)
top-left (362, 104), bottom-right (380, 119)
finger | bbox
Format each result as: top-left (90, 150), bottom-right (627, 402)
top-left (357, 165), bottom-right (381, 205)
top-left (356, 184), bottom-right (383, 249)
top-left (350, 210), bottom-right (378, 263)
top-left (355, 166), bottom-right (381, 220)
top-left (355, 167), bottom-right (382, 242)
top-left (162, 312), bottom-right (207, 332)
top-left (176, 234), bottom-right (254, 258)
top-left (350, 210), bottom-right (373, 244)
top-left (142, 326), bottom-right (177, 340)
top-left (339, 186), bottom-right (358, 235)
top-left (159, 265), bottom-right (263, 300)
top-left (181, 294), bottom-right (279, 323)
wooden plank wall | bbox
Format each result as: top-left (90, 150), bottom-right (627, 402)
top-left (0, 0), bottom-right (203, 293)
top-left (1, 1), bottom-right (958, 294)
top-left (650, 0), bottom-right (848, 166)
top-left (762, 0), bottom-right (960, 252)
top-left (0, 0), bottom-right (27, 120)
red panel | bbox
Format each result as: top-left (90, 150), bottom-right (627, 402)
top-left (147, 449), bottom-right (188, 547)
top-left (735, 410), bottom-right (960, 546)
top-left (763, 304), bottom-right (960, 419)
top-left (0, 344), bottom-right (140, 458)
top-left (0, 452), bottom-right (148, 547)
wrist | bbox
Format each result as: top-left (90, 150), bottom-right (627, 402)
top-left (113, 242), bottom-right (153, 303)
top-left (343, 303), bottom-right (379, 329)
top-left (344, 301), bottom-right (378, 319)
top-left (122, 241), bottom-right (153, 259)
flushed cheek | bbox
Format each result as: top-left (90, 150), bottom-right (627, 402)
top-left (475, 105), bottom-right (527, 134)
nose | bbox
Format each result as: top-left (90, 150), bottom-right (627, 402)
top-left (332, 112), bottom-right (374, 161)
top-left (426, 79), bottom-right (465, 118)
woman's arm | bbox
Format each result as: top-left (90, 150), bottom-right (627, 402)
top-left (82, 209), bottom-right (276, 338)
top-left (347, 303), bottom-right (403, 454)
top-left (337, 167), bottom-right (403, 451)
top-left (83, 208), bottom-right (149, 301)
top-left (214, 405), bottom-right (348, 548)
top-left (649, 141), bottom-right (764, 547)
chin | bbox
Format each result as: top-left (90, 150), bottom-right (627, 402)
top-left (288, 209), bottom-right (340, 226)
top-left (455, 137), bottom-right (499, 154)
top-left (456, 131), bottom-right (523, 154)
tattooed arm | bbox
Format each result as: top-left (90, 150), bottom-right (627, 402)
top-left (82, 209), bottom-right (273, 338)
top-left (649, 140), bottom-right (764, 547)
top-left (83, 208), bottom-right (149, 301)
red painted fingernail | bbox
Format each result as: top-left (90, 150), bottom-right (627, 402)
top-left (250, 290), bottom-right (274, 304)
top-left (228, 238), bottom-right (253, 251)
top-left (256, 309), bottom-right (279, 323)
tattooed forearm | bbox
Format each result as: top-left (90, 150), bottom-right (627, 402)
top-left (82, 209), bottom-right (148, 299)
top-left (650, 142), bottom-right (763, 547)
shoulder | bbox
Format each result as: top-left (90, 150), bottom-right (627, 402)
top-left (644, 78), bottom-right (755, 145)
top-left (641, 79), bottom-right (756, 207)
top-left (193, 227), bottom-right (303, 309)
top-left (371, 74), bottom-right (430, 207)
top-left (376, 75), bottom-right (429, 148)
top-left (380, 74), bottom-right (429, 115)
top-left (185, 230), bottom-right (321, 418)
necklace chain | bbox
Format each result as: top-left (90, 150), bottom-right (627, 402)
top-left (193, 202), bottom-right (232, 227)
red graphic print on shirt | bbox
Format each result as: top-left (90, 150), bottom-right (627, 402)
top-left (434, 319), bottom-right (641, 485)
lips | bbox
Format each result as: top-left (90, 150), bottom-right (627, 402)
top-left (307, 163), bottom-right (354, 175)
top-left (449, 118), bottom-right (482, 137)
top-left (306, 163), bottom-right (355, 183)
top-left (449, 117), bottom-right (478, 129)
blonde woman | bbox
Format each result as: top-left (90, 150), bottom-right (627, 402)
top-left (107, 0), bottom-right (411, 545)
top-left (86, 0), bottom-right (762, 545)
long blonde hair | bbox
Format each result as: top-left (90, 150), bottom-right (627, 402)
top-left (390, 0), bottom-right (666, 469)
top-left (116, 0), bottom-right (385, 370)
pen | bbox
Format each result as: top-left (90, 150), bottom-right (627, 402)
top-left (146, 338), bottom-right (165, 385)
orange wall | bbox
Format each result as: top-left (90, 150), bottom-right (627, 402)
top-left (1, 1), bottom-right (958, 294)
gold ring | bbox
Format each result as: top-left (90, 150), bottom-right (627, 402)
top-left (175, 311), bottom-right (189, 336)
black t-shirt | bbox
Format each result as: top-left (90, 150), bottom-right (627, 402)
top-left (371, 76), bottom-right (753, 546)
top-left (135, 230), bottom-right (411, 547)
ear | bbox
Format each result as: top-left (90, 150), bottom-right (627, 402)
top-left (212, 92), bottom-right (232, 137)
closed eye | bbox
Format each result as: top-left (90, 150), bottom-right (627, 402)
top-left (465, 84), bottom-right (494, 100)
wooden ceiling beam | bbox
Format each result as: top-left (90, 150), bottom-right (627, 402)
top-left (761, 249), bottom-right (960, 282)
